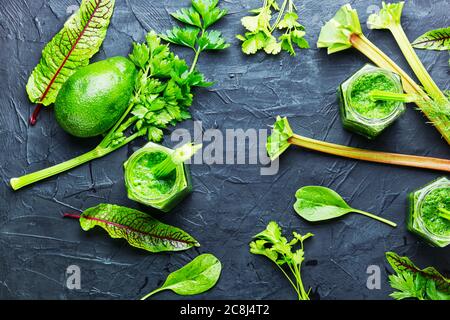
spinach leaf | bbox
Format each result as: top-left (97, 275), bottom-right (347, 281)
top-left (27, 0), bottom-right (115, 122)
top-left (141, 254), bottom-right (221, 299)
top-left (386, 252), bottom-right (450, 300)
top-left (294, 186), bottom-right (397, 227)
top-left (64, 204), bottom-right (199, 253)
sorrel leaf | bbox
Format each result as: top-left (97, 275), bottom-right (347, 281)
top-left (386, 252), bottom-right (450, 300)
top-left (141, 254), bottom-right (221, 299)
top-left (294, 186), bottom-right (397, 227)
top-left (412, 27), bottom-right (450, 51)
top-left (26, 0), bottom-right (115, 106)
top-left (70, 203), bottom-right (199, 253)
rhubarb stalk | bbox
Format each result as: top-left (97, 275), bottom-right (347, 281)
top-left (267, 116), bottom-right (450, 172)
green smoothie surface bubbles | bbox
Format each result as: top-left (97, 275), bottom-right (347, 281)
top-left (408, 177), bottom-right (450, 248)
top-left (124, 143), bottom-right (202, 212)
top-left (339, 64), bottom-right (406, 139)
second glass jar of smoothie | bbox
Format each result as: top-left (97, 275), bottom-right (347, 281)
top-left (339, 64), bottom-right (406, 139)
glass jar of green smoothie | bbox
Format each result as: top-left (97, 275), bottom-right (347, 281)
top-left (339, 64), bottom-right (406, 139)
top-left (124, 142), bottom-right (198, 212)
top-left (408, 177), bottom-right (450, 248)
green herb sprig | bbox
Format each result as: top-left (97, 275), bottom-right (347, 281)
top-left (250, 221), bottom-right (313, 300)
top-left (141, 254), bottom-right (222, 300)
top-left (236, 0), bottom-right (309, 55)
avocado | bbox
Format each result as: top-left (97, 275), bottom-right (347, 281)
top-left (54, 56), bottom-right (137, 138)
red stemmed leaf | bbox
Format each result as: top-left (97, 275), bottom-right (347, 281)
top-left (65, 204), bottom-right (200, 253)
top-left (26, 0), bottom-right (115, 123)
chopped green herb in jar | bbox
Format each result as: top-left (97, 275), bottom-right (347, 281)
top-left (349, 72), bottom-right (400, 119)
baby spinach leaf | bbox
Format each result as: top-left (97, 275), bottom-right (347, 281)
top-left (141, 254), bottom-right (222, 299)
top-left (412, 27), bottom-right (450, 51)
top-left (294, 186), bottom-right (397, 227)
top-left (65, 204), bottom-right (199, 253)
top-left (386, 252), bottom-right (450, 300)
top-left (26, 0), bottom-right (115, 107)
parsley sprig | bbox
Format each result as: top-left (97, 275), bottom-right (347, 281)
top-left (250, 221), bottom-right (313, 300)
top-left (161, 0), bottom-right (229, 73)
top-left (237, 0), bottom-right (309, 55)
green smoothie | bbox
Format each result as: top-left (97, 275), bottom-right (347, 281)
top-left (126, 151), bottom-right (177, 199)
top-left (349, 72), bottom-right (399, 119)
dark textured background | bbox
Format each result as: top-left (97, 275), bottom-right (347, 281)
top-left (0, 0), bottom-right (449, 300)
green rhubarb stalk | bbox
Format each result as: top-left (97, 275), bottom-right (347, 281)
top-left (317, 4), bottom-right (450, 144)
top-left (151, 143), bottom-right (202, 179)
top-left (368, 90), bottom-right (420, 103)
top-left (267, 116), bottom-right (450, 172)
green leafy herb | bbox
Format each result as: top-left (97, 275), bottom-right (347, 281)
top-left (412, 27), bottom-right (450, 51)
top-left (141, 253), bottom-right (222, 299)
top-left (266, 116), bottom-right (450, 172)
top-left (386, 252), bottom-right (450, 300)
top-left (250, 221), bottom-right (313, 300)
top-left (64, 204), bottom-right (199, 253)
top-left (317, 4), bottom-right (450, 144)
top-left (27, 0), bottom-right (115, 124)
top-left (10, 1), bottom-right (229, 191)
top-left (294, 186), bottom-right (397, 227)
top-left (237, 0), bottom-right (309, 56)
top-left (161, 0), bottom-right (229, 72)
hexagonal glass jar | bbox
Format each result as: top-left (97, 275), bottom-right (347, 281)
top-left (123, 142), bottom-right (192, 212)
top-left (338, 64), bottom-right (406, 139)
top-left (408, 177), bottom-right (450, 248)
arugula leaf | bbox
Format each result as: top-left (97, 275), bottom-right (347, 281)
top-left (386, 252), bottom-right (450, 300)
top-left (26, 0), bottom-right (115, 111)
top-left (141, 254), bottom-right (222, 299)
top-left (237, 0), bottom-right (308, 56)
top-left (250, 221), bottom-right (313, 300)
top-left (65, 204), bottom-right (199, 253)
top-left (412, 27), bottom-right (450, 51)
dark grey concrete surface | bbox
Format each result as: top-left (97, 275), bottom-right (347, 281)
top-left (0, 0), bottom-right (449, 300)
